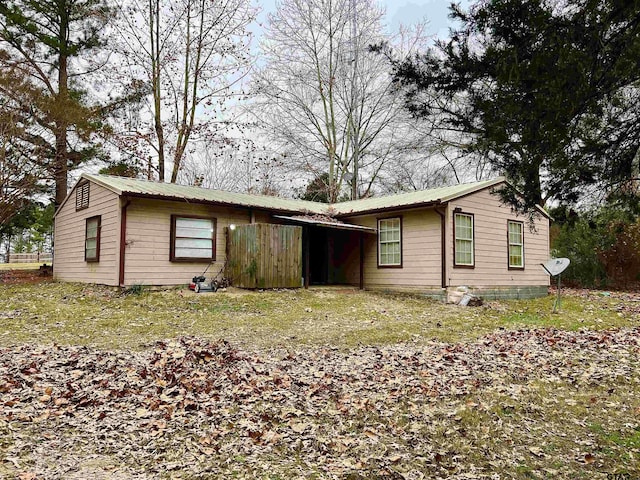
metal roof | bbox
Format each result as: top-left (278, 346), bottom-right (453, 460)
top-left (272, 215), bottom-right (377, 233)
top-left (65, 174), bottom-right (534, 219)
top-left (82, 173), bottom-right (328, 215)
top-left (332, 177), bottom-right (506, 216)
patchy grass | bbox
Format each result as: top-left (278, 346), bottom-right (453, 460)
top-left (0, 262), bottom-right (50, 271)
top-left (0, 282), bottom-right (638, 350)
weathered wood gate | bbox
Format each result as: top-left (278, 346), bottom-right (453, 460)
top-left (225, 224), bottom-right (302, 288)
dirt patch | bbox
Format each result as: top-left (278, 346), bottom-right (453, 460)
top-left (0, 269), bottom-right (53, 285)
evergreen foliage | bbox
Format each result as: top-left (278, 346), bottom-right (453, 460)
top-left (551, 205), bottom-right (640, 287)
top-left (390, 0), bottom-right (640, 213)
top-left (0, 0), bottom-right (112, 207)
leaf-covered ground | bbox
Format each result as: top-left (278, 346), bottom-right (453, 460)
top-left (0, 280), bottom-right (639, 478)
top-left (1, 330), bottom-right (639, 479)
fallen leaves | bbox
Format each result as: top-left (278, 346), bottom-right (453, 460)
top-left (0, 329), bottom-right (638, 478)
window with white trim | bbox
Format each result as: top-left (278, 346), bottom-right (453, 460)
top-left (508, 220), bottom-right (524, 268)
top-left (170, 215), bottom-right (216, 261)
top-left (454, 213), bottom-right (474, 266)
top-left (378, 217), bottom-right (401, 267)
top-left (85, 216), bottom-right (101, 262)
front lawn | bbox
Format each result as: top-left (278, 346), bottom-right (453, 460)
top-left (0, 281), bottom-right (638, 479)
top-left (0, 282), bottom-right (637, 350)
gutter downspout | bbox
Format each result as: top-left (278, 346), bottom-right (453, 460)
top-left (119, 198), bottom-right (131, 287)
top-left (435, 206), bottom-right (447, 291)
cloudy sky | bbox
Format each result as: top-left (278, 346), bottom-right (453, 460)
top-left (253, 0), bottom-right (473, 43)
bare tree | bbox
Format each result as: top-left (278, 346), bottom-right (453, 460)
top-left (180, 139), bottom-right (254, 191)
top-left (112, 0), bottom-right (255, 183)
top-left (248, 0), bottom-right (429, 202)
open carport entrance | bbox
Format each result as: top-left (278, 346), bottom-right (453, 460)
top-left (273, 215), bottom-right (376, 289)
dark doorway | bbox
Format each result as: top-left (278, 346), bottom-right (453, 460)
top-left (308, 227), bottom-right (328, 284)
top-left (302, 226), bottom-right (362, 287)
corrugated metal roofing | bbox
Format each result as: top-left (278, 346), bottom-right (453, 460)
top-left (332, 177), bottom-right (506, 216)
top-left (78, 173), bottom-right (512, 217)
top-left (272, 215), bottom-right (377, 232)
top-left (83, 173), bottom-right (328, 215)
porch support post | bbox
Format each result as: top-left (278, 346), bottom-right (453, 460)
top-left (303, 226), bottom-right (310, 289)
top-left (435, 206), bottom-right (447, 289)
top-left (359, 232), bottom-right (364, 290)
top-left (119, 197), bottom-right (131, 287)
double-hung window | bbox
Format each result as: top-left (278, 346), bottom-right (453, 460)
top-left (85, 216), bottom-right (101, 262)
top-left (378, 217), bottom-right (402, 267)
top-left (454, 212), bottom-right (474, 267)
top-left (170, 215), bottom-right (216, 262)
top-left (508, 220), bottom-right (524, 268)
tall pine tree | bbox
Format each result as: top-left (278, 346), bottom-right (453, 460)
top-left (0, 0), bottom-right (110, 207)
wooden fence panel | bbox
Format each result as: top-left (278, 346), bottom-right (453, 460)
top-left (225, 224), bottom-right (302, 289)
top-left (6, 253), bottom-right (53, 263)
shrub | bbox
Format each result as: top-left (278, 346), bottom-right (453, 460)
top-left (551, 206), bottom-right (639, 288)
top-left (552, 217), bottom-right (607, 287)
top-left (598, 219), bottom-right (640, 287)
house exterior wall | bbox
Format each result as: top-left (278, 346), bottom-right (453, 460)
top-left (53, 177), bottom-right (549, 298)
top-left (444, 187), bottom-right (550, 298)
top-left (54, 181), bottom-right (120, 285)
top-left (342, 188), bottom-right (549, 299)
top-left (344, 209), bottom-right (443, 294)
top-left (122, 198), bottom-right (261, 286)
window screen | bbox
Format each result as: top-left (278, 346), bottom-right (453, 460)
top-left (378, 217), bottom-right (401, 266)
top-left (454, 213), bottom-right (474, 266)
top-left (171, 216), bottom-right (215, 261)
top-left (508, 221), bottom-right (524, 268)
top-left (85, 216), bottom-right (100, 262)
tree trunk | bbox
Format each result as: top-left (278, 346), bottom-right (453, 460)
top-left (527, 159), bottom-right (545, 207)
top-left (171, 141), bottom-right (188, 183)
top-left (150, 0), bottom-right (165, 182)
top-left (55, 4), bottom-right (69, 208)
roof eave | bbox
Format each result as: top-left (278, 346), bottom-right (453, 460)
top-left (438, 177), bottom-right (506, 203)
top-left (335, 200), bottom-right (443, 218)
top-left (82, 173), bottom-right (124, 196)
top-left (120, 191), bottom-right (325, 217)
top-left (272, 214), bottom-right (377, 233)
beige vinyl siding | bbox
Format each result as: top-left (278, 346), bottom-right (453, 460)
top-left (54, 182), bottom-right (120, 285)
top-left (122, 198), bottom-right (257, 286)
top-left (344, 209), bottom-right (442, 291)
top-left (446, 188), bottom-right (550, 287)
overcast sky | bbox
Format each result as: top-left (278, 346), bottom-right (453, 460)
top-left (252, 0), bottom-right (474, 44)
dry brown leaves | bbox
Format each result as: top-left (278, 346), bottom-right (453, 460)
top-left (556, 287), bottom-right (640, 316)
top-left (0, 328), bottom-right (639, 479)
top-left (0, 270), bottom-right (52, 285)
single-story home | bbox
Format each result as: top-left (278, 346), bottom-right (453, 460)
top-left (53, 174), bottom-right (551, 300)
